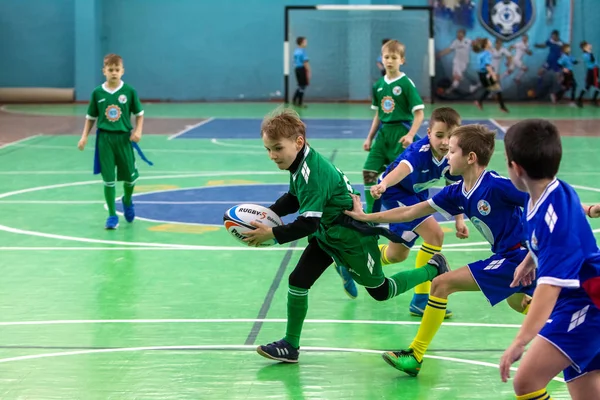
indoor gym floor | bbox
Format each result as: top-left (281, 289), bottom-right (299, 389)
top-left (0, 102), bottom-right (599, 399)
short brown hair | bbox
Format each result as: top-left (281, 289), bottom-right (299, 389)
top-left (504, 119), bottom-right (561, 180)
top-left (261, 108), bottom-right (306, 140)
top-left (430, 107), bottom-right (461, 130)
top-left (382, 40), bottom-right (405, 58)
top-left (581, 40), bottom-right (589, 50)
top-left (103, 53), bottom-right (123, 66)
top-left (451, 124), bottom-right (496, 166)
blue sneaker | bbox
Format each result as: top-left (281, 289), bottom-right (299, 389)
top-left (105, 215), bottom-right (119, 230)
top-left (409, 294), bottom-right (453, 318)
top-left (333, 264), bottom-right (358, 299)
top-left (410, 253), bottom-right (453, 318)
top-left (122, 197), bottom-right (135, 223)
top-left (257, 339), bottom-right (299, 363)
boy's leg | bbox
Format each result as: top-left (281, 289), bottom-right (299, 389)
top-left (411, 218), bottom-right (445, 313)
top-left (114, 134), bottom-right (139, 223)
top-left (98, 133), bottom-right (118, 229)
top-left (382, 266), bottom-right (478, 375)
top-left (257, 238), bottom-right (333, 363)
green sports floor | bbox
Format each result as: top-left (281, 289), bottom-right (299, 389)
top-left (0, 102), bottom-right (598, 399)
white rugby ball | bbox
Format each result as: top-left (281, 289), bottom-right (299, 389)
top-left (223, 203), bottom-right (283, 247)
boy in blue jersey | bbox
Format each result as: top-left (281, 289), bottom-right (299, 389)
top-left (292, 37), bottom-right (310, 108)
top-left (345, 124), bottom-right (536, 376)
top-left (370, 107), bottom-right (467, 318)
top-left (500, 119), bottom-right (600, 400)
top-left (535, 30), bottom-right (563, 102)
top-left (556, 44), bottom-right (578, 104)
top-left (577, 41), bottom-right (599, 107)
top-left (473, 38), bottom-right (509, 113)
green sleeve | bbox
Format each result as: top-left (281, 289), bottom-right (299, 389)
top-left (131, 88), bottom-right (144, 116)
top-left (404, 77), bottom-right (424, 114)
top-left (86, 91), bottom-right (98, 119)
top-left (371, 82), bottom-right (379, 110)
top-left (295, 168), bottom-right (327, 218)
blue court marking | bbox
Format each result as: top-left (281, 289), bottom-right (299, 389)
top-left (116, 184), bottom-right (448, 226)
top-left (173, 118), bottom-right (503, 140)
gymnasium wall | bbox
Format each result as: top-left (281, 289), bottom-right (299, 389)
top-left (0, 0), bottom-right (597, 101)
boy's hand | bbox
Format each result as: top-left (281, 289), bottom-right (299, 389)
top-left (370, 183), bottom-right (387, 200)
top-left (455, 219), bottom-right (469, 239)
top-left (130, 130), bottom-right (142, 143)
top-left (243, 221), bottom-right (275, 247)
top-left (343, 194), bottom-right (369, 221)
top-left (363, 138), bottom-right (373, 151)
top-left (77, 136), bottom-right (88, 151)
top-left (589, 204), bottom-right (600, 218)
top-left (399, 134), bottom-right (414, 148)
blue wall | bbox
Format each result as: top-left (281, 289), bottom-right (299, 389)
top-left (0, 0), bottom-right (598, 101)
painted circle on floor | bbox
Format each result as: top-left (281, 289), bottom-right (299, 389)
top-left (116, 184), bottom-right (445, 226)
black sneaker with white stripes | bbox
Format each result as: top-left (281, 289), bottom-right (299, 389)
top-left (428, 253), bottom-right (451, 278)
top-left (256, 339), bottom-right (299, 363)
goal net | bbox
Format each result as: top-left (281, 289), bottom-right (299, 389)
top-left (284, 5), bottom-right (434, 103)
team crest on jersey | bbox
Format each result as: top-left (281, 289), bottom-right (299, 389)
top-left (392, 86), bottom-right (402, 96)
top-left (477, 199), bottom-right (491, 216)
top-left (381, 96), bottom-right (395, 113)
top-left (118, 94), bottom-right (127, 104)
top-left (105, 105), bottom-right (122, 122)
top-left (478, 0), bottom-right (535, 41)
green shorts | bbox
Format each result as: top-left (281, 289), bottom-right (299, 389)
top-left (98, 131), bottom-right (139, 183)
top-left (315, 224), bottom-right (384, 288)
top-left (363, 123), bottom-right (410, 174)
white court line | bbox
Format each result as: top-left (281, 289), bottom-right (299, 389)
top-left (0, 318), bottom-right (521, 328)
top-left (488, 118), bottom-right (507, 133)
top-left (0, 343), bottom-right (565, 383)
top-left (0, 134), bottom-right (43, 150)
top-left (168, 118), bottom-right (215, 140)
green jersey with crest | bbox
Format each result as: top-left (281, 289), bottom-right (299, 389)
top-left (288, 146), bottom-right (355, 227)
top-left (371, 73), bottom-right (424, 122)
top-left (86, 81), bottom-right (144, 133)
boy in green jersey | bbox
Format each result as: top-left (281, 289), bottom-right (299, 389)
top-left (243, 108), bottom-right (450, 363)
top-left (78, 54), bottom-right (146, 229)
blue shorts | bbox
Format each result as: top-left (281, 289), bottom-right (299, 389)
top-left (467, 248), bottom-right (536, 306)
top-left (381, 187), bottom-right (429, 248)
top-left (539, 295), bottom-right (600, 382)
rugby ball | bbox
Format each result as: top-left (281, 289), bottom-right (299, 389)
top-left (223, 204), bottom-right (283, 247)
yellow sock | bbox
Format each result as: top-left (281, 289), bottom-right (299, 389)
top-left (521, 302), bottom-right (530, 315)
top-left (379, 244), bottom-right (393, 266)
top-left (414, 243), bottom-right (442, 294)
top-left (516, 388), bottom-right (551, 400)
top-left (409, 295), bottom-right (447, 362)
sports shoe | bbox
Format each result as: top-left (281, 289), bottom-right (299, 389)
top-left (409, 293), bottom-right (453, 319)
top-left (428, 253), bottom-right (451, 277)
top-left (257, 339), bottom-right (299, 363)
top-left (105, 215), bottom-right (119, 230)
top-left (333, 264), bottom-right (358, 299)
top-left (122, 197), bottom-right (135, 223)
top-left (382, 348), bottom-right (422, 376)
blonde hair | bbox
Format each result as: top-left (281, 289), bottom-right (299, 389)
top-left (382, 40), bottom-right (405, 58)
top-left (103, 53), bottom-right (123, 66)
top-left (261, 107), bottom-right (306, 140)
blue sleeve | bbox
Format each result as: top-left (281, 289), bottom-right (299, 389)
top-left (483, 52), bottom-right (491, 66)
top-left (400, 145), bottom-right (423, 172)
top-left (428, 183), bottom-right (462, 219)
top-left (534, 202), bottom-right (583, 288)
top-left (557, 54), bottom-right (566, 67)
top-left (490, 173), bottom-right (527, 207)
top-left (302, 50), bottom-right (308, 62)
